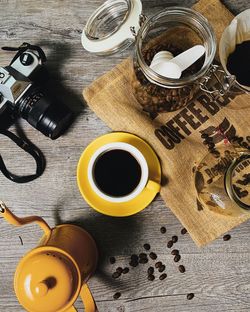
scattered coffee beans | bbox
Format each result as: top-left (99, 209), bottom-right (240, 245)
top-left (223, 234), bottom-right (231, 241)
top-left (112, 272), bottom-right (121, 279)
top-left (148, 267), bottom-right (154, 275)
top-left (131, 254), bottom-right (138, 261)
top-left (174, 255), bottom-right (181, 262)
top-left (123, 267), bottom-right (129, 274)
top-left (109, 257), bottom-right (116, 264)
top-left (139, 257), bottom-right (148, 264)
top-left (129, 260), bottom-right (138, 267)
top-left (159, 265), bottom-right (166, 273)
top-left (144, 243), bottom-right (151, 251)
top-left (181, 228), bottom-right (187, 235)
top-left (187, 293), bottom-right (194, 300)
top-left (172, 236), bottom-right (178, 243)
top-left (148, 274), bottom-right (155, 281)
top-left (178, 265), bottom-right (185, 273)
top-left (159, 273), bottom-right (167, 280)
top-left (155, 261), bottom-right (162, 268)
top-left (160, 226), bottom-right (166, 234)
top-left (149, 252), bottom-right (157, 260)
top-left (116, 267), bottom-right (123, 274)
top-left (139, 253), bottom-right (147, 259)
top-left (113, 292), bottom-right (121, 300)
top-left (167, 240), bottom-right (173, 248)
top-left (171, 249), bottom-right (179, 256)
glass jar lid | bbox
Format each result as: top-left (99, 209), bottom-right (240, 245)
top-left (81, 0), bottom-right (142, 55)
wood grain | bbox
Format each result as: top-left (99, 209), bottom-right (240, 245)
top-left (0, 0), bottom-right (250, 311)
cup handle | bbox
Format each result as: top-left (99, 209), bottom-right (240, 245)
top-left (146, 180), bottom-right (161, 193)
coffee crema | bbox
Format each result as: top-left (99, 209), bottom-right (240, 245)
top-left (93, 149), bottom-right (142, 197)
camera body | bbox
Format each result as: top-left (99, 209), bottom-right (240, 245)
top-left (0, 43), bottom-right (73, 139)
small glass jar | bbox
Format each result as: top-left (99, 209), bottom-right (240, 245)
top-left (194, 144), bottom-right (250, 217)
top-left (131, 7), bottom-right (216, 113)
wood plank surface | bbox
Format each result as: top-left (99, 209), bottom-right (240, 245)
top-left (0, 1), bottom-right (250, 311)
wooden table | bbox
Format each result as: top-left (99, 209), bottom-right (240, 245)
top-left (0, 1), bottom-right (250, 311)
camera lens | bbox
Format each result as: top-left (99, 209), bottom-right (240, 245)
top-left (17, 84), bottom-right (73, 139)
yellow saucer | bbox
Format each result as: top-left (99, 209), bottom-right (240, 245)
top-left (77, 132), bottom-right (161, 217)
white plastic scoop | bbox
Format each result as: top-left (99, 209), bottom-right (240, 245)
top-left (150, 45), bottom-right (206, 79)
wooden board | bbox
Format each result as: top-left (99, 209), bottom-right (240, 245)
top-left (0, 1), bottom-right (250, 311)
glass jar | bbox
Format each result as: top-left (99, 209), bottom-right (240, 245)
top-left (131, 7), bottom-right (216, 113)
top-left (194, 144), bottom-right (250, 217)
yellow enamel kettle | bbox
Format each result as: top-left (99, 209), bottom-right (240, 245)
top-left (0, 201), bottom-right (98, 312)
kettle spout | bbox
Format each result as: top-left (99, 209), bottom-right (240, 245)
top-left (0, 201), bottom-right (51, 236)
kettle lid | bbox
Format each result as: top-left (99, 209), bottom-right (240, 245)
top-left (14, 247), bottom-right (81, 312)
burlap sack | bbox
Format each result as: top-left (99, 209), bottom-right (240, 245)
top-left (83, 0), bottom-right (250, 246)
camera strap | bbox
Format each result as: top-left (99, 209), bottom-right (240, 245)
top-left (0, 129), bottom-right (45, 183)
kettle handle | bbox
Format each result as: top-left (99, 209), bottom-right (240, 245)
top-left (65, 284), bottom-right (98, 312)
top-left (0, 201), bottom-right (51, 236)
top-left (80, 284), bottom-right (98, 312)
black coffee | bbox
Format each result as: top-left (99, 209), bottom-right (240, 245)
top-left (93, 149), bottom-right (142, 197)
top-left (227, 40), bottom-right (250, 87)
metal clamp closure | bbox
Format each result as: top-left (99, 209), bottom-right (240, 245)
top-left (199, 64), bottom-right (237, 99)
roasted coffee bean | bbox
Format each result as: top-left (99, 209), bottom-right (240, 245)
top-left (201, 133), bottom-right (208, 138)
top-left (206, 136), bottom-right (213, 142)
top-left (129, 260), bottom-right (138, 267)
top-left (149, 252), bottom-right (157, 260)
top-left (155, 261), bottom-right (162, 268)
top-left (131, 254), bottom-right (138, 261)
top-left (116, 267), bottom-right (123, 274)
top-left (148, 267), bottom-right (154, 275)
top-left (172, 236), bottom-right (178, 243)
top-left (109, 257), bottom-right (116, 264)
top-left (178, 265), bottom-right (185, 273)
top-left (160, 226), bottom-right (166, 234)
top-left (181, 228), bottom-right (187, 235)
top-left (207, 178), bottom-right (213, 184)
top-left (167, 240), bottom-right (173, 248)
top-left (113, 292), bottom-right (121, 300)
top-left (159, 265), bottom-right (166, 273)
top-left (148, 274), bottom-right (155, 281)
top-left (159, 273), bottom-right (167, 280)
top-left (123, 267), bottom-right (129, 274)
top-left (112, 272), bottom-right (121, 279)
top-left (139, 257), bottom-right (148, 264)
top-left (174, 255), bottom-right (181, 262)
top-left (144, 243), bottom-right (151, 251)
top-left (139, 253), bottom-right (147, 259)
top-left (208, 142), bottom-right (215, 148)
top-left (223, 234), bottom-right (231, 241)
top-left (171, 249), bottom-right (179, 256)
top-left (187, 293), bottom-right (194, 300)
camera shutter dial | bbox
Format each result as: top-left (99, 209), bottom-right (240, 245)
top-left (20, 53), bottom-right (34, 66)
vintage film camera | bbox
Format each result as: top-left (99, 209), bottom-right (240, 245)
top-left (0, 43), bottom-right (73, 139)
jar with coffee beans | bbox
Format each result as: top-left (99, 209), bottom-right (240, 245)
top-left (130, 7), bottom-right (216, 113)
top-left (194, 143), bottom-right (250, 217)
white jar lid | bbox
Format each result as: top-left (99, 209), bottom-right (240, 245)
top-left (81, 0), bottom-right (142, 55)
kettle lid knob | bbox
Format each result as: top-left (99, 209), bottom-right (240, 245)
top-left (34, 282), bottom-right (49, 297)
